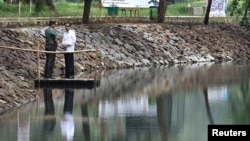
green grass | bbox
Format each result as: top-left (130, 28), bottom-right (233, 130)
top-left (167, 3), bottom-right (193, 16)
top-left (55, 2), bottom-right (83, 16)
top-left (0, 2), bottom-right (32, 17)
top-left (0, 1), bottom-right (211, 18)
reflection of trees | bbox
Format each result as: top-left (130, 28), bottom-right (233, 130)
top-left (76, 63), bottom-right (250, 140)
top-left (81, 102), bottom-right (90, 141)
top-left (229, 81), bottom-right (250, 123)
top-left (95, 63), bottom-right (250, 100)
top-left (241, 82), bottom-right (250, 102)
top-left (157, 94), bottom-right (172, 141)
top-left (203, 88), bottom-right (214, 124)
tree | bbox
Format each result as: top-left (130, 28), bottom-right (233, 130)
top-left (229, 0), bottom-right (250, 29)
top-left (203, 0), bottom-right (212, 25)
top-left (45, 0), bottom-right (56, 11)
top-left (240, 0), bottom-right (250, 28)
top-left (82, 0), bottom-right (92, 24)
top-left (35, 0), bottom-right (44, 12)
top-left (35, 0), bottom-right (55, 13)
top-left (157, 0), bottom-right (167, 23)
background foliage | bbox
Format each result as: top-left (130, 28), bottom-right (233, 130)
top-left (0, 0), bottom-right (249, 29)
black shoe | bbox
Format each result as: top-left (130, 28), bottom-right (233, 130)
top-left (44, 74), bottom-right (55, 79)
top-left (67, 76), bottom-right (74, 79)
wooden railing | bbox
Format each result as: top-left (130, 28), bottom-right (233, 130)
top-left (0, 44), bottom-right (98, 80)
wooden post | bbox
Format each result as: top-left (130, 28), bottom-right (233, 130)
top-left (37, 43), bottom-right (40, 80)
top-left (94, 47), bottom-right (97, 75)
top-left (36, 43), bottom-right (41, 121)
top-left (94, 46), bottom-right (98, 95)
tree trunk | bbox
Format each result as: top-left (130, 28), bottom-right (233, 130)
top-left (204, 0), bottom-right (212, 25)
top-left (45, 0), bottom-right (55, 11)
top-left (18, 0), bottom-right (21, 16)
top-left (30, 0), bottom-right (32, 13)
top-left (82, 0), bottom-right (92, 24)
top-left (35, 0), bottom-right (55, 13)
top-left (157, 0), bottom-right (167, 23)
top-left (35, 0), bottom-right (44, 13)
top-left (243, 0), bottom-right (250, 19)
top-left (240, 0), bottom-right (250, 27)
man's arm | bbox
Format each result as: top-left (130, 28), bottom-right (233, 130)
top-left (54, 38), bottom-right (59, 49)
top-left (72, 31), bottom-right (76, 45)
top-left (52, 29), bottom-right (58, 49)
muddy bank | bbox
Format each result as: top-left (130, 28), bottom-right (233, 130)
top-left (0, 23), bottom-right (249, 113)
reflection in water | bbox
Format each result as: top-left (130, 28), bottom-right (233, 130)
top-left (61, 89), bottom-right (75, 141)
top-left (17, 110), bottom-right (30, 141)
top-left (204, 88), bottom-right (214, 125)
top-left (229, 81), bottom-right (250, 123)
top-left (43, 88), bottom-right (56, 141)
top-left (43, 88), bottom-right (75, 141)
top-left (157, 95), bottom-right (172, 141)
top-left (0, 62), bottom-right (250, 141)
top-left (81, 102), bottom-right (90, 141)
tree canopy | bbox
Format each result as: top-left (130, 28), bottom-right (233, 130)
top-left (229, 0), bottom-right (250, 29)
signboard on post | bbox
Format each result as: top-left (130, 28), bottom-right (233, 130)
top-left (206, 0), bottom-right (228, 17)
top-left (101, 0), bottom-right (159, 8)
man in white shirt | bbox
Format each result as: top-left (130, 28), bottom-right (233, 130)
top-left (62, 22), bottom-right (76, 79)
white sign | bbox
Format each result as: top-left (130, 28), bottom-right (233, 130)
top-left (206, 0), bottom-right (228, 17)
top-left (102, 0), bottom-right (159, 8)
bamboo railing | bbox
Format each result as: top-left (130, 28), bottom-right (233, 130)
top-left (0, 44), bottom-right (98, 80)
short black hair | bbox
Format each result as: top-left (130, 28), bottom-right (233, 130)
top-left (49, 20), bottom-right (56, 26)
top-left (64, 22), bottom-right (72, 26)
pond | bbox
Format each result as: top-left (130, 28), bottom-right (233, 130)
top-left (0, 61), bottom-right (249, 141)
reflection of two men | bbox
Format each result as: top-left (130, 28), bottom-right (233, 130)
top-left (61, 89), bottom-right (75, 141)
top-left (43, 88), bottom-right (75, 141)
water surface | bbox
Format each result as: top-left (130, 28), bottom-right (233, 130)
top-left (0, 61), bottom-right (249, 141)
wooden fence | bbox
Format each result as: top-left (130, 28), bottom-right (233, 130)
top-left (0, 44), bottom-right (98, 80)
top-left (0, 16), bottom-right (234, 27)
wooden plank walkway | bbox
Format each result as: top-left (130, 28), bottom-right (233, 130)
top-left (34, 78), bottom-right (100, 89)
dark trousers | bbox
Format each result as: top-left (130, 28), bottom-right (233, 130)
top-left (64, 53), bottom-right (74, 77)
top-left (63, 89), bottom-right (74, 114)
top-left (44, 45), bottom-right (56, 78)
top-left (43, 88), bottom-right (56, 131)
top-left (43, 88), bottom-right (55, 115)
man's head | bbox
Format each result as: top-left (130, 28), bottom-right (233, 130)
top-left (49, 20), bottom-right (57, 28)
top-left (64, 22), bottom-right (71, 32)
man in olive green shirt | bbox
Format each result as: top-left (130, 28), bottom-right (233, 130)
top-left (44, 20), bottom-right (58, 79)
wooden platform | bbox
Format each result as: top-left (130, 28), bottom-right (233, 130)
top-left (34, 78), bottom-right (100, 89)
